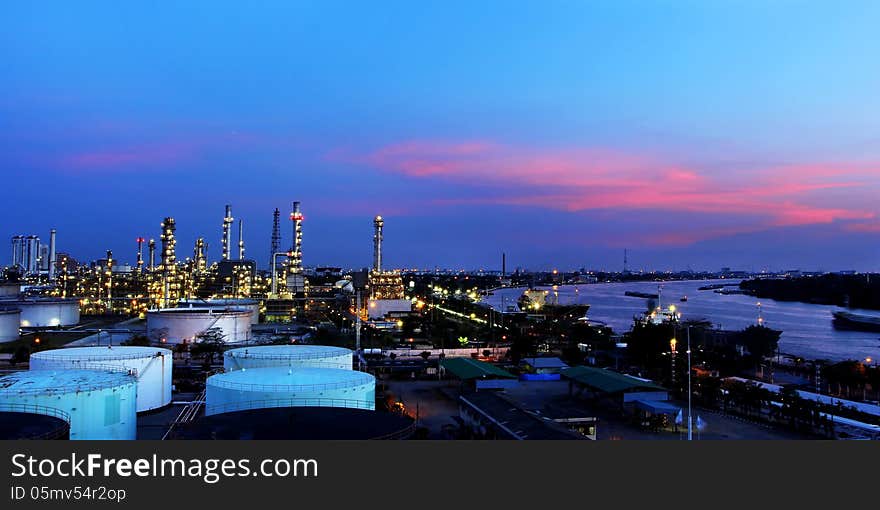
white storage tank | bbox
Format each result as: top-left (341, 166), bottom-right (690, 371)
top-left (0, 308), bottom-right (21, 343)
top-left (4, 298), bottom-right (80, 327)
top-left (224, 345), bottom-right (353, 372)
top-left (0, 283), bottom-right (20, 298)
top-left (0, 369), bottom-right (137, 440)
top-left (147, 307), bottom-right (252, 344)
top-left (30, 346), bottom-right (173, 412)
top-left (205, 367), bottom-right (375, 416)
top-left (178, 299), bottom-right (261, 325)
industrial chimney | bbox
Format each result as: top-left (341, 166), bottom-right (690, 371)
top-left (222, 205), bottom-right (233, 260)
top-left (148, 239), bottom-right (156, 271)
top-left (136, 237), bottom-right (144, 273)
top-left (373, 215), bottom-right (384, 273)
top-left (238, 219), bottom-right (245, 260)
top-left (48, 229), bottom-right (57, 280)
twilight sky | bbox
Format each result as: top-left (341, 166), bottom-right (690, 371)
top-left (2, 1), bottom-right (879, 272)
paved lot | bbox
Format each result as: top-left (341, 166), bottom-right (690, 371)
top-left (384, 379), bottom-right (811, 440)
top-left (383, 379), bottom-right (461, 438)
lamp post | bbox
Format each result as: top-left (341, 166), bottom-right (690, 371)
top-left (687, 325), bottom-right (693, 441)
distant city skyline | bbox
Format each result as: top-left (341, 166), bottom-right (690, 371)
top-left (3, 2), bottom-right (879, 271)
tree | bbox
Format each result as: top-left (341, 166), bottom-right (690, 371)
top-left (9, 346), bottom-right (30, 366)
top-left (148, 327), bottom-right (169, 345)
top-left (736, 325), bottom-right (781, 362)
top-left (190, 328), bottom-right (226, 369)
top-left (123, 335), bottom-right (151, 347)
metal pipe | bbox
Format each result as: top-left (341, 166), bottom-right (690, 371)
top-left (270, 252), bottom-right (289, 297)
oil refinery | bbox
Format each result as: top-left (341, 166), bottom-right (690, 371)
top-left (0, 202), bottom-right (420, 440)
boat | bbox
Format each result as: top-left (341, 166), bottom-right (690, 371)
top-left (518, 288), bottom-right (548, 311)
top-left (624, 291), bottom-right (659, 299)
top-left (832, 311), bottom-right (880, 332)
top-left (680, 296), bottom-right (688, 302)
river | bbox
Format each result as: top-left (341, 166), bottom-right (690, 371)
top-left (479, 279), bottom-right (880, 363)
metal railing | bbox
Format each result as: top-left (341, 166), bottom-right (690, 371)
top-left (32, 349), bottom-right (171, 362)
top-left (0, 403), bottom-right (71, 440)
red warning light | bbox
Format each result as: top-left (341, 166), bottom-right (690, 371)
top-left (290, 213), bottom-right (304, 221)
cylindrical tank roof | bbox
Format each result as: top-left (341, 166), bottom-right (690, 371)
top-left (31, 346), bottom-right (173, 362)
top-left (225, 345), bottom-right (352, 363)
top-left (0, 297), bottom-right (79, 305)
top-left (207, 367), bottom-right (373, 392)
top-left (150, 307), bottom-right (251, 317)
top-left (179, 298), bottom-right (259, 306)
top-left (0, 369), bottom-right (136, 396)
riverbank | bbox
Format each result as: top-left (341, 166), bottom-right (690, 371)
top-left (479, 280), bottom-right (880, 363)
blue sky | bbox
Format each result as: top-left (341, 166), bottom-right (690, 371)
top-left (2, 1), bottom-right (879, 271)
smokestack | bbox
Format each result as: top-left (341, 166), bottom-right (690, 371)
top-left (238, 219), bottom-right (245, 260)
top-left (48, 229), bottom-right (57, 280)
top-left (502, 252), bottom-right (506, 278)
top-left (136, 237), bottom-right (144, 273)
top-left (373, 215), bottom-right (384, 273)
top-left (222, 205), bottom-right (233, 260)
top-left (148, 239), bottom-right (156, 271)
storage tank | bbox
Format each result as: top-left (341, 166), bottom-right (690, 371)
top-left (2, 298), bottom-right (80, 327)
top-left (0, 283), bottom-right (20, 298)
top-left (170, 407), bottom-right (414, 440)
top-left (30, 346), bottom-right (173, 412)
top-left (0, 405), bottom-right (70, 439)
top-left (205, 367), bottom-right (375, 416)
top-left (224, 345), bottom-right (352, 372)
top-left (146, 307), bottom-right (252, 344)
top-left (0, 370), bottom-right (137, 440)
top-left (178, 299), bottom-right (261, 325)
top-left (0, 308), bottom-right (21, 343)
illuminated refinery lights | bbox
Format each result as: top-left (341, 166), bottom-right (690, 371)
top-left (289, 201), bottom-right (303, 274)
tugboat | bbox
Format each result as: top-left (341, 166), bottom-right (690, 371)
top-left (832, 311), bottom-right (880, 332)
top-left (680, 295), bottom-right (688, 302)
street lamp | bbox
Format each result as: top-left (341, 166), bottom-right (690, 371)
top-left (686, 326), bottom-right (693, 441)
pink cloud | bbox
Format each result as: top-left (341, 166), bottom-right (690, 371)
top-left (62, 142), bottom-right (197, 171)
top-left (844, 221), bottom-right (880, 233)
top-left (344, 139), bottom-right (880, 244)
